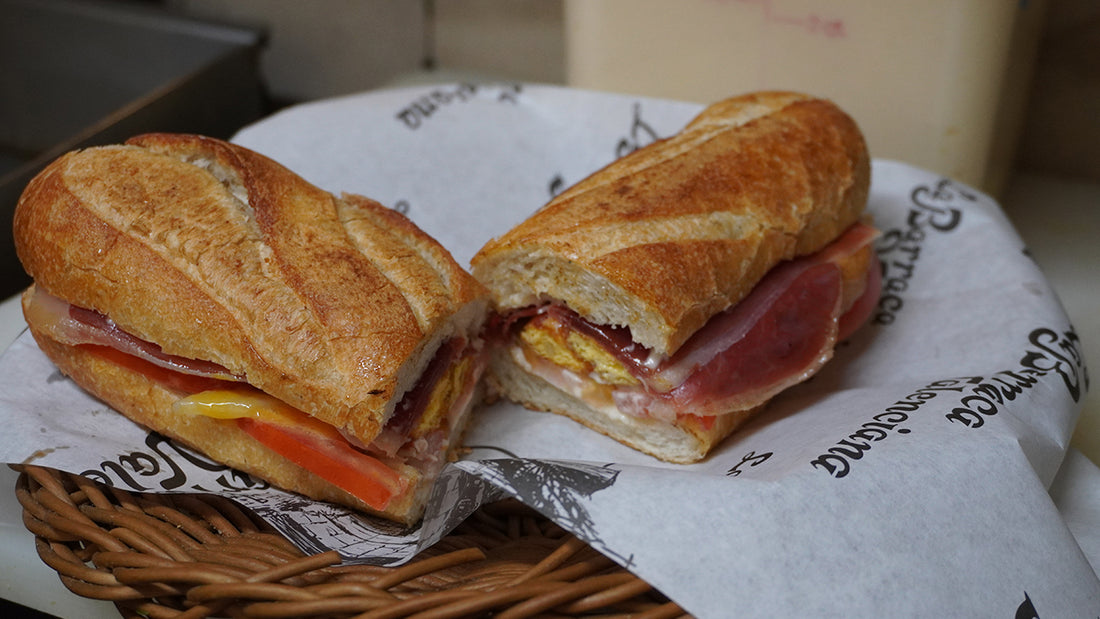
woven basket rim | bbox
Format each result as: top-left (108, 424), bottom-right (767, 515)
top-left (12, 463), bottom-right (691, 619)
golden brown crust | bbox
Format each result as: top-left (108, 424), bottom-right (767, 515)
top-left (472, 91), bottom-right (870, 356)
top-left (24, 313), bottom-right (430, 524)
top-left (14, 134), bottom-right (488, 446)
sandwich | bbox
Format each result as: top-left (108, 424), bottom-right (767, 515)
top-left (471, 91), bottom-right (880, 464)
top-left (14, 133), bottom-right (489, 525)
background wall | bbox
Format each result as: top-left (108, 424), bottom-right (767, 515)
top-left (164, 0), bottom-right (564, 104)
top-left (166, 0), bottom-right (1099, 189)
top-left (158, 0), bottom-right (1099, 464)
top-left (1014, 0), bottom-right (1100, 181)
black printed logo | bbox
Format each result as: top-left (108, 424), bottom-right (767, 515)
top-left (875, 178), bottom-right (976, 326)
top-left (726, 450), bottom-right (773, 477)
top-left (1016, 592), bottom-right (1042, 618)
top-left (395, 82), bottom-right (522, 130)
top-left (549, 100), bottom-right (662, 198)
top-left (615, 102), bottom-right (661, 158)
top-left (81, 432), bottom-right (267, 493)
top-left (810, 377), bottom-right (971, 478)
top-left (812, 326), bottom-right (1086, 478)
top-left (947, 327), bottom-right (1087, 429)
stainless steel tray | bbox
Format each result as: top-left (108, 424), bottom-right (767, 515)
top-left (0, 0), bottom-right (267, 297)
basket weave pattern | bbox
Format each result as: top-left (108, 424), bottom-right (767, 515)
top-left (13, 465), bottom-right (690, 618)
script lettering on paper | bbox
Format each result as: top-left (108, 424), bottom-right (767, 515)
top-left (81, 431), bottom-right (267, 493)
top-left (809, 378), bottom-right (974, 478)
top-left (395, 83), bottom-right (523, 130)
top-left (811, 325), bottom-right (1087, 478)
top-left (726, 451), bottom-right (773, 477)
top-left (1015, 591), bottom-right (1040, 618)
top-left (549, 100), bottom-right (662, 198)
top-left (875, 178), bottom-right (975, 326)
top-left (946, 327), bottom-right (1086, 429)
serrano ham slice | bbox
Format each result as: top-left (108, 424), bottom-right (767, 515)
top-left (24, 287), bottom-right (243, 382)
top-left (512, 222), bottom-right (879, 421)
top-left (471, 91), bottom-right (876, 462)
top-left (24, 287), bottom-right (480, 466)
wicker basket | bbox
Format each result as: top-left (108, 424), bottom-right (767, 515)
top-left (13, 464), bottom-right (691, 618)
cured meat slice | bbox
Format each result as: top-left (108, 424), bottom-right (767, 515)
top-left (511, 222), bottom-right (881, 420)
top-left (22, 285), bottom-right (484, 463)
top-left (24, 287), bottom-right (243, 381)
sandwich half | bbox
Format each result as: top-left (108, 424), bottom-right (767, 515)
top-left (15, 133), bottom-right (489, 525)
top-left (471, 91), bottom-right (880, 463)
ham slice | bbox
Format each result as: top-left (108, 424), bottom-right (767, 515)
top-left (514, 222), bottom-right (881, 421)
top-left (23, 286), bottom-right (486, 463)
top-left (366, 337), bottom-right (488, 464)
top-left (24, 287), bottom-right (245, 382)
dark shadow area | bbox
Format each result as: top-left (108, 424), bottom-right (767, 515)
top-left (0, 0), bottom-right (275, 299)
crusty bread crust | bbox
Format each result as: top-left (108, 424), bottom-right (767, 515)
top-left (26, 318), bottom-right (440, 525)
top-left (472, 91), bottom-right (869, 356)
top-left (486, 347), bottom-right (762, 464)
top-left (14, 134), bottom-right (488, 446)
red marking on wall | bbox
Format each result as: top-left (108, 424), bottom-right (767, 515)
top-left (721, 0), bottom-right (847, 38)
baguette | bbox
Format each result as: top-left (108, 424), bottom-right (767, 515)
top-left (472, 91), bottom-right (877, 463)
top-left (15, 133), bottom-right (489, 524)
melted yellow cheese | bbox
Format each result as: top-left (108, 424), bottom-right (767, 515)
top-left (411, 355), bottom-right (475, 437)
top-left (173, 389), bottom-right (294, 422)
top-left (172, 388), bottom-right (355, 440)
top-left (520, 321), bottom-right (587, 373)
top-left (566, 330), bottom-right (639, 385)
top-left (518, 314), bottom-right (639, 386)
top-left (175, 355), bottom-right (475, 440)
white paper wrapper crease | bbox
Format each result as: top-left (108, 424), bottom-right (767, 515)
top-left (0, 84), bottom-right (1095, 617)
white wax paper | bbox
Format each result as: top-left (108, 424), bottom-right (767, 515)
top-left (0, 83), bottom-right (1095, 616)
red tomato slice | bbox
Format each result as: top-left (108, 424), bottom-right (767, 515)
top-left (236, 414), bottom-right (409, 511)
top-left (86, 343), bottom-right (410, 511)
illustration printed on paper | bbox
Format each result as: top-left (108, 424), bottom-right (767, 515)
top-left (548, 100), bottom-right (662, 198)
top-left (461, 445), bottom-right (627, 563)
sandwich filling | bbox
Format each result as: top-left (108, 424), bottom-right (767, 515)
top-left (23, 286), bottom-right (486, 511)
top-left (504, 222), bottom-right (881, 426)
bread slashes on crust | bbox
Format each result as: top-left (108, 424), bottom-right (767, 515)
top-left (14, 133), bottom-right (490, 524)
top-left (471, 91), bottom-right (876, 463)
